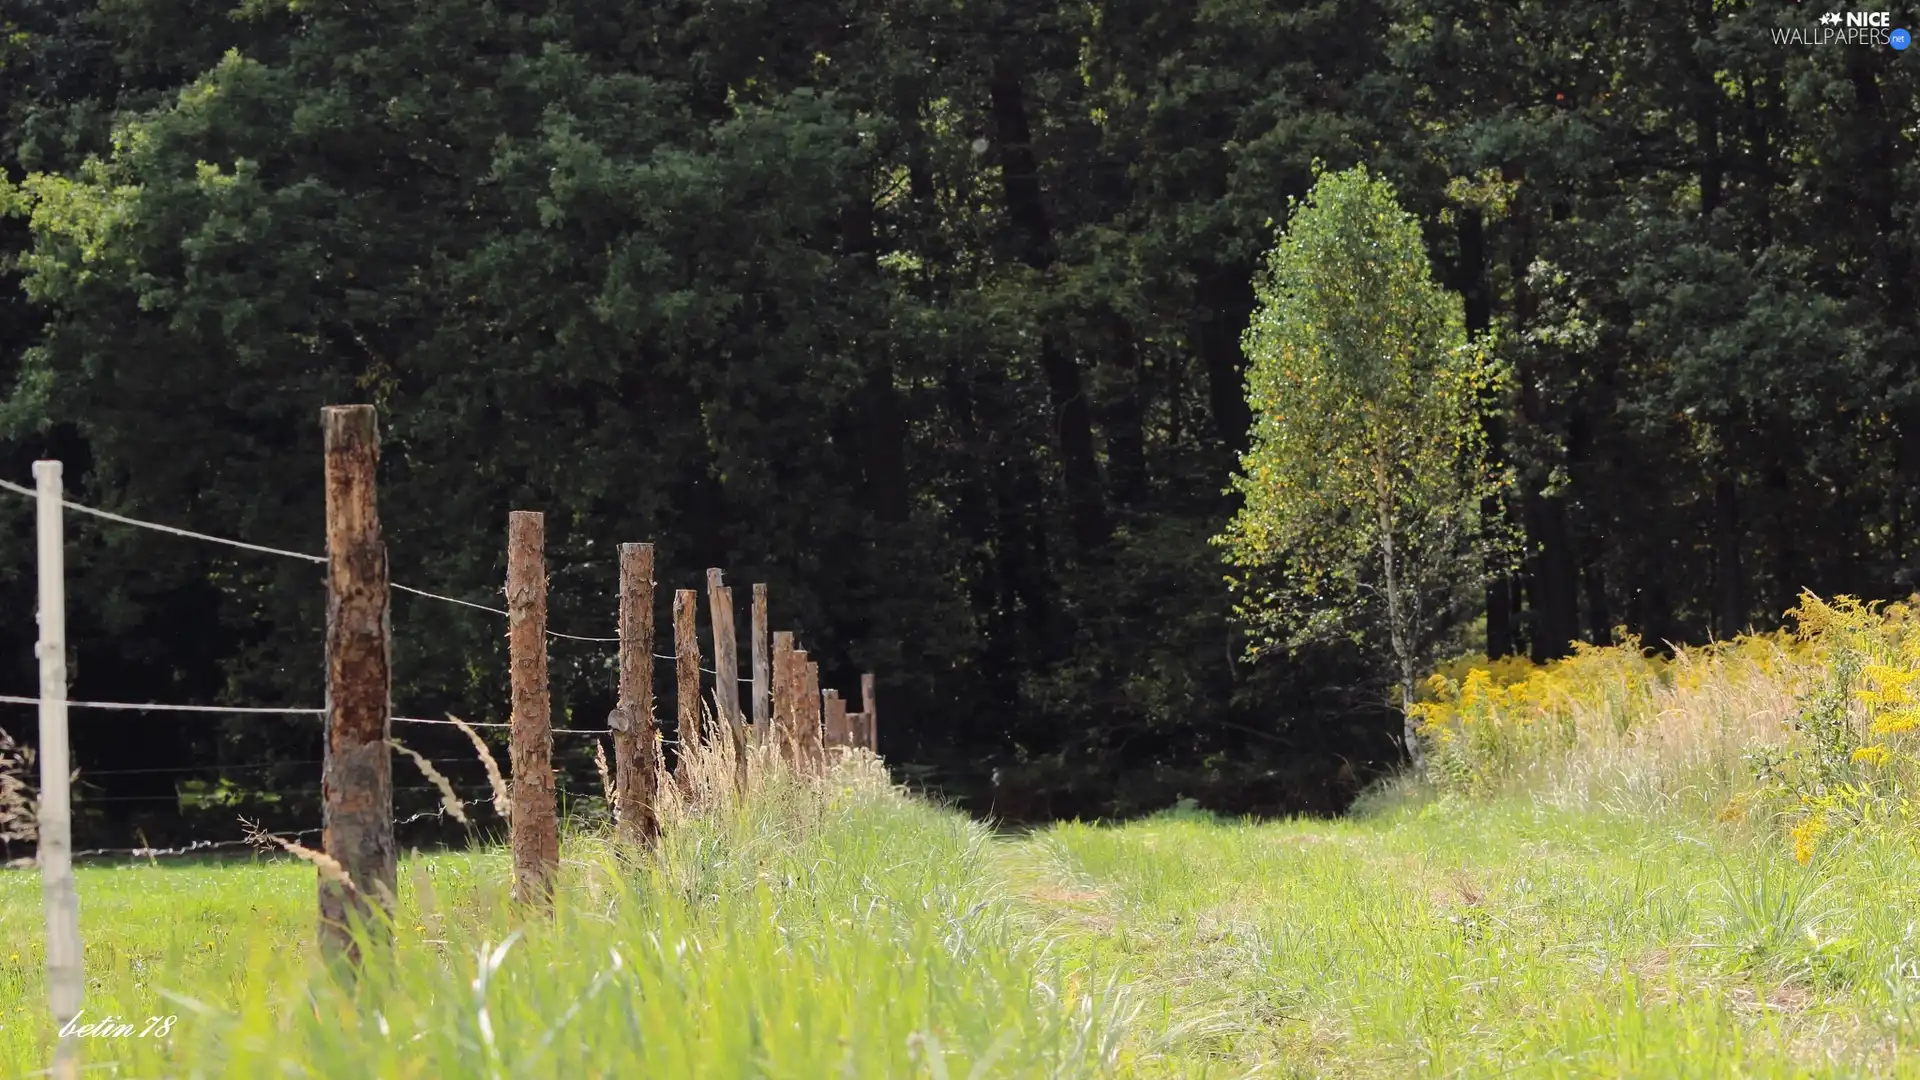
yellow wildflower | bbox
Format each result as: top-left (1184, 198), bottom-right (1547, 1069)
top-left (1853, 745), bottom-right (1892, 767)
top-left (1791, 815), bottom-right (1829, 865)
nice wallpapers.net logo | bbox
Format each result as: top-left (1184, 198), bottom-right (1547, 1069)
top-left (1769, 10), bottom-right (1911, 47)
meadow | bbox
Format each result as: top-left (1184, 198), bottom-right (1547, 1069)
top-left (7, 593), bottom-right (1920, 1077)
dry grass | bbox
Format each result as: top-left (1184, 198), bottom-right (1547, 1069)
top-left (1537, 637), bottom-right (1811, 814)
top-left (447, 714), bottom-right (511, 824)
top-left (389, 737), bottom-right (468, 826)
top-left (241, 817), bottom-right (356, 892)
top-left (0, 725), bottom-right (34, 846)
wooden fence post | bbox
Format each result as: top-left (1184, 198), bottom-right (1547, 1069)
top-left (320, 405), bottom-right (395, 961)
top-left (673, 589), bottom-right (702, 786)
top-left (750, 584), bottom-right (769, 745)
top-left (824, 690), bottom-right (849, 751)
top-left (772, 632), bottom-right (796, 766)
top-left (706, 570), bottom-right (747, 794)
top-left (861, 673), bottom-right (877, 754)
top-left (803, 659), bottom-right (825, 773)
top-left (34, 461), bottom-right (81, 1078)
top-left (614, 543), bottom-right (660, 847)
top-left (507, 510), bottom-right (558, 906)
top-left (791, 649), bottom-right (809, 769)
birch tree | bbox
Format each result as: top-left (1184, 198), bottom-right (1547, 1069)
top-left (1217, 165), bottom-right (1511, 767)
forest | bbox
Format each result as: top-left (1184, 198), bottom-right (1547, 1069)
top-left (0, 0), bottom-right (1914, 844)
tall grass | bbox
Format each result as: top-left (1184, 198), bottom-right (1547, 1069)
top-left (1, 740), bottom-right (1131, 1078)
top-left (1407, 594), bottom-right (1920, 861)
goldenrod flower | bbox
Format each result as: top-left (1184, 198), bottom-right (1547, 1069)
top-left (1852, 745), bottom-right (1892, 767)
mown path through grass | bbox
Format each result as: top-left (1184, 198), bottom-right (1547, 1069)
top-left (1016, 795), bottom-right (1920, 1078)
top-left (8, 779), bottom-right (1920, 1077)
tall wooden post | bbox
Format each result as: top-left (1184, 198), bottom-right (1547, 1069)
top-left (802, 659), bottom-right (825, 773)
top-left (614, 544), bottom-right (660, 847)
top-left (706, 570), bottom-right (747, 793)
top-left (824, 690), bottom-right (849, 750)
top-left (861, 673), bottom-right (877, 754)
top-left (34, 462), bottom-right (81, 1078)
top-left (772, 632), bottom-right (796, 766)
top-left (508, 511), bottom-right (557, 906)
top-left (673, 589), bottom-right (702, 783)
top-left (750, 584), bottom-right (770, 745)
top-left (320, 405), bottom-right (395, 961)
top-left (787, 645), bottom-right (802, 764)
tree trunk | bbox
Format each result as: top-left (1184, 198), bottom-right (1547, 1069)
top-left (988, 57), bottom-right (1109, 554)
top-left (1374, 473), bottom-right (1422, 771)
top-left (1523, 489), bottom-right (1580, 663)
top-left (1195, 264), bottom-right (1255, 455)
top-left (1714, 472), bottom-right (1745, 638)
top-left (1104, 311), bottom-right (1149, 508)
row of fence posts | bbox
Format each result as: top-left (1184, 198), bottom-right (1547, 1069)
top-left (320, 405), bottom-right (879, 956)
top-left (31, 402), bottom-right (885, 1069)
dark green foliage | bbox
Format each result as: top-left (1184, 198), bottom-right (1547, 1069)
top-left (0, 0), bottom-right (1912, 839)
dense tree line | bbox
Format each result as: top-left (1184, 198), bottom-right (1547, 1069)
top-left (0, 0), bottom-right (1912, 843)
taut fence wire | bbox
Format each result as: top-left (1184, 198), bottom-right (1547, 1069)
top-left (2, 404), bottom-right (881, 1079)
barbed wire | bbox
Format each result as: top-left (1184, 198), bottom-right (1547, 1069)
top-left (0, 477), bottom-right (626, 642)
top-left (68, 828), bottom-right (323, 860)
top-left (0, 477), bottom-right (328, 563)
top-left (58, 810), bottom-right (465, 860)
top-left (391, 715), bottom-right (609, 736)
top-left (0, 478), bottom-right (762, 734)
top-left (0, 695), bottom-right (321, 715)
top-left (0, 698), bottom-right (740, 751)
top-left (77, 782), bottom-right (514, 804)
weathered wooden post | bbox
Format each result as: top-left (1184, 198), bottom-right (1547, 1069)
top-left (34, 461), bottom-right (81, 1079)
top-left (803, 659), bottom-right (825, 773)
top-left (824, 690), bottom-right (849, 750)
top-left (750, 584), bottom-right (770, 745)
top-left (508, 511), bottom-right (558, 906)
top-left (790, 649), bottom-right (809, 769)
top-left (673, 589), bottom-right (702, 786)
top-left (614, 543), bottom-right (660, 847)
top-left (860, 673), bottom-right (877, 753)
top-left (771, 632), bottom-right (796, 766)
top-left (320, 405), bottom-right (395, 961)
top-left (706, 570), bottom-right (747, 794)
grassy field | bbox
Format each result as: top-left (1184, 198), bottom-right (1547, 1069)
top-left (1030, 795), bottom-right (1920, 1078)
top-left (3, 758), bottom-right (1132, 1077)
top-left (7, 784), bottom-right (1919, 1076)
top-left (9, 597), bottom-right (1920, 1076)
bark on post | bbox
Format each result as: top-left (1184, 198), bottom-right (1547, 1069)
top-left (673, 589), bottom-right (702, 786)
top-left (706, 570), bottom-right (748, 794)
top-left (803, 659), bottom-right (825, 773)
top-left (824, 691), bottom-right (849, 751)
top-left (861, 672), bottom-right (877, 754)
top-left (320, 405), bottom-right (395, 963)
top-left (790, 649), bottom-right (810, 768)
top-left (772, 632), bottom-right (796, 767)
top-left (750, 584), bottom-right (770, 744)
top-left (508, 511), bottom-right (558, 906)
top-left (614, 543), bottom-right (660, 847)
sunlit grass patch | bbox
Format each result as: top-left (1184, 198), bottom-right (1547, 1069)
top-left (1028, 797), bottom-right (1920, 1078)
top-left (2, 760), bottom-right (1129, 1078)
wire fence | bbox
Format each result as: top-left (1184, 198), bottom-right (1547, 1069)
top-left (0, 468), bottom-right (728, 870)
top-left (0, 476), bottom-right (750, 678)
top-left (4, 423), bottom-right (878, 1074)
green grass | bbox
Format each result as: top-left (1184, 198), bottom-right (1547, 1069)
top-left (1, 771), bottom-right (1129, 1078)
top-left (8, 771), bottom-right (1920, 1076)
top-left (1025, 793), bottom-right (1920, 1078)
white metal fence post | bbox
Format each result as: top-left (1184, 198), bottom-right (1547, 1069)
top-left (36, 460), bottom-right (82, 1078)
